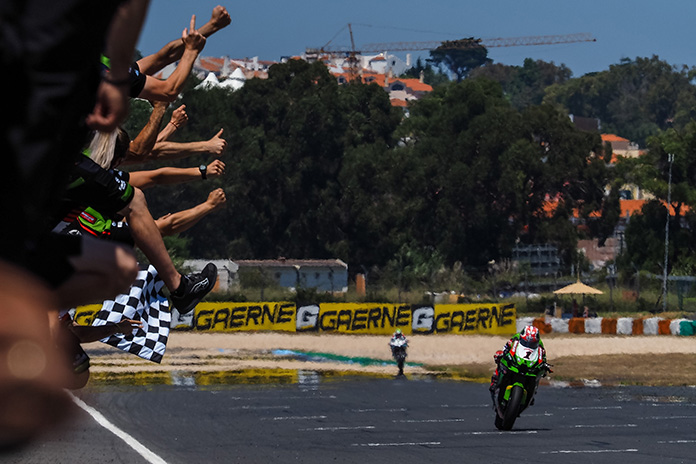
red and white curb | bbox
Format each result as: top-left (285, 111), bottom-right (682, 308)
top-left (517, 316), bottom-right (696, 336)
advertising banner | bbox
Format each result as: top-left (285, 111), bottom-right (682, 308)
top-left (73, 304), bottom-right (102, 326)
top-left (413, 303), bottom-right (517, 335)
top-left (311, 303), bottom-right (413, 334)
top-left (193, 302), bottom-right (296, 332)
top-left (77, 301), bottom-right (517, 335)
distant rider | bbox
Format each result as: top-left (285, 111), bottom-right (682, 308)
top-left (390, 328), bottom-right (407, 349)
top-left (389, 329), bottom-right (408, 375)
top-left (489, 325), bottom-right (548, 394)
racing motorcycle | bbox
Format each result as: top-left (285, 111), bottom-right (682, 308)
top-left (389, 337), bottom-right (408, 375)
top-left (491, 339), bottom-right (551, 430)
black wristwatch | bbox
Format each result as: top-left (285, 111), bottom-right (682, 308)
top-left (199, 164), bottom-right (207, 180)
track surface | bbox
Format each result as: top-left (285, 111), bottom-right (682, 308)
top-left (6, 373), bottom-right (696, 463)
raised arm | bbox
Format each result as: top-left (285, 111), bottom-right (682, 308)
top-left (136, 6), bottom-right (231, 75)
top-left (128, 159), bottom-right (225, 189)
top-left (126, 101), bottom-right (168, 162)
top-left (155, 188), bottom-right (227, 236)
top-left (87, 0), bottom-right (150, 131)
top-left (71, 319), bottom-right (142, 343)
top-left (136, 15), bottom-right (206, 102)
top-left (156, 105), bottom-right (188, 143)
top-left (144, 128), bottom-right (226, 162)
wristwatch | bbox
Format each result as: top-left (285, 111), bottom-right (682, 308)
top-left (199, 164), bottom-right (207, 180)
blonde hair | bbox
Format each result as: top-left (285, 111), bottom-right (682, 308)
top-left (87, 128), bottom-right (130, 169)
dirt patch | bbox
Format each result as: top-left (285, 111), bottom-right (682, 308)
top-left (84, 332), bottom-right (696, 386)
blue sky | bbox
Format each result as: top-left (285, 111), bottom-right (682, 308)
top-left (137, 0), bottom-right (696, 78)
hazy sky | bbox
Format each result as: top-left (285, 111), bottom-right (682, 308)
top-left (137, 0), bottom-right (696, 77)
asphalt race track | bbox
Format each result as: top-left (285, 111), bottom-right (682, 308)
top-left (6, 373), bottom-right (696, 463)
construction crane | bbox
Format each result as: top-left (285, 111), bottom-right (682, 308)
top-left (305, 25), bottom-right (595, 80)
top-left (307, 30), bottom-right (596, 55)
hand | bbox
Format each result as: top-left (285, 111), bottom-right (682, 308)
top-left (209, 6), bottom-right (231, 31)
top-left (182, 15), bottom-right (206, 52)
top-left (114, 319), bottom-right (143, 334)
top-left (206, 188), bottom-right (227, 211)
top-left (170, 105), bottom-right (188, 128)
top-left (205, 128), bottom-right (227, 156)
top-left (206, 159), bottom-right (225, 178)
top-left (86, 81), bottom-right (128, 131)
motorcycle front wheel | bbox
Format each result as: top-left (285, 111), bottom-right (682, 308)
top-left (501, 385), bottom-right (523, 431)
top-left (494, 413), bottom-right (504, 430)
top-left (394, 352), bottom-right (406, 374)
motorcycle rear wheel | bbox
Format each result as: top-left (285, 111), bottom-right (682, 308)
top-left (501, 385), bottom-right (523, 431)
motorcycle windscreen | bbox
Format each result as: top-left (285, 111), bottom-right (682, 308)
top-left (512, 340), bottom-right (541, 363)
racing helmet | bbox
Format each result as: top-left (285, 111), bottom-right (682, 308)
top-left (395, 329), bottom-right (402, 335)
top-left (520, 325), bottom-right (540, 349)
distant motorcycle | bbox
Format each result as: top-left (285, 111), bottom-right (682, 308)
top-left (491, 339), bottom-right (551, 430)
top-left (389, 337), bottom-right (408, 376)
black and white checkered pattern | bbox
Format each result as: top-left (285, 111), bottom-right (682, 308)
top-left (92, 265), bottom-right (171, 363)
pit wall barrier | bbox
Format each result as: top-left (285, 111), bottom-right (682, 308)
top-left (191, 302), bottom-right (517, 335)
top-left (74, 302), bottom-right (518, 335)
top-left (516, 316), bottom-right (696, 336)
top-left (72, 303), bottom-right (696, 336)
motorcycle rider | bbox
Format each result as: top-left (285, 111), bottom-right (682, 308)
top-left (390, 328), bottom-right (407, 348)
top-left (489, 325), bottom-right (548, 395)
top-left (389, 329), bottom-right (408, 375)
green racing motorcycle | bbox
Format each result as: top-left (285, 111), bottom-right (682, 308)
top-left (491, 338), bottom-right (551, 431)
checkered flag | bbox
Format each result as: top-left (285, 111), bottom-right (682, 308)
top-left (92, 265), bottom-right (171, 363)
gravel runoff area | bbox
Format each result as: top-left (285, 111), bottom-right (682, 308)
top-left (84, 332), bottom-right (696, 386)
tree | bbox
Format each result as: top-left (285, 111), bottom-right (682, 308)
top-left (543, 56), bottom-right (696, 146)
top-left (399, 58), bottom-right (450, 87)
top-left (333, 81), bottom-right (403, 267)
top-left (470, 58), bottom-right (572, 109)
top-left (618, 124), bottom-right (696, 273)
top-left (428, 38), bottom-right (491, 82)
top-left (620, 201), bottom-right (672, 274)
top-left (394, 79), bottom-right (610, 269)
top-left (157, 60), bottom-right (404, 267)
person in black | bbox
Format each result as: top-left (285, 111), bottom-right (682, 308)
top-left (56, 133), bottom-right (218, 315)
top-left (0, 0), bottom-right (150, 448)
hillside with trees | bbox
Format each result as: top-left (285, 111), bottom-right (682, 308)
top-left (119, 46), bottom-right (696, 302)
top-left (126, 58), bottom-right (615, 279)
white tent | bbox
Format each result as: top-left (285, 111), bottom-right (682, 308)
top-left (194, 72), bottom-right (220, 90)
top-left (217, 67), bottom-right (245, 91)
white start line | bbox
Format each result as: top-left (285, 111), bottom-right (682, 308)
top-left (353, 441), bottom-right (442, 447)
top-left (69, 392), bottom-right (168, 464)
top-left (542, 449), bottom-right (638, 455)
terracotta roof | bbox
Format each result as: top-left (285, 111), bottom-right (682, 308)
top-left (391, 78), bottom-right (433, 92)
top-left (620, 199), bottom-right (645, 216)
top-left (543, 198), bottom-right (689, 220)
top-left (332, 71), bottom-right (390, 85)
top-left (391, 98), bottom-right (408, 107)
top-left (619, 199), bottom-right (688, 217)
top-left (199, 57), bottom-right (225, 72)
top-left (601, 134), bottom-right (629, 143)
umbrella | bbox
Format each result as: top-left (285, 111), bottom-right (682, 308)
top-left (554, 280), bottom-right (603, 295)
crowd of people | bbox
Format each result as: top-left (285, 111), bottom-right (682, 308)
top-left (0, 0), bottom-right (232, 448)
